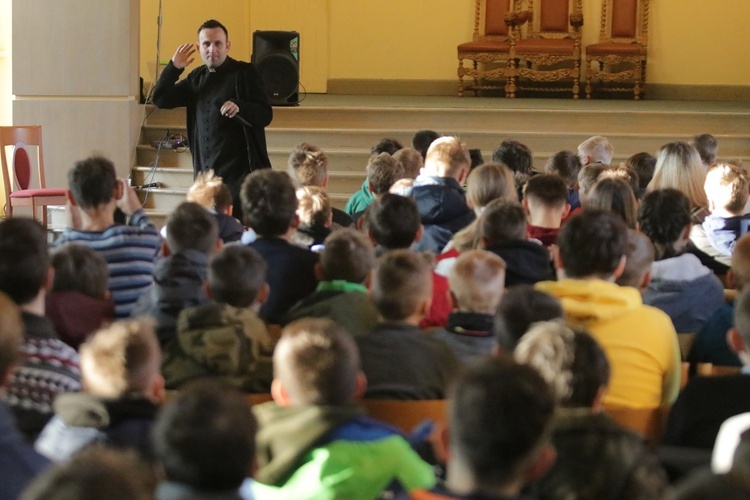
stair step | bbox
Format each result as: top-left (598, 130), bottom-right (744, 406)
top-left (137, 187), bottom-right (350, 211)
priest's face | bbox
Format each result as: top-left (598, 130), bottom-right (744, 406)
top-left (198, 27), bottom-right (231, 71)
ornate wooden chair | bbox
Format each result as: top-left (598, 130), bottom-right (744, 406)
top-left (506, 0), bottom-right (584, 99)
top-left (457, 0), bottom-right (524, 97)
top-left (585, 0), bottom-right (651, 99)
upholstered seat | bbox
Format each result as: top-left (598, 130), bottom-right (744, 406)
top-left (10, 188), bottom-right (68, 198)
top-left (586, 41), bottom-right (647, 56)
top-left (457, 40), bottom-right (512, 53)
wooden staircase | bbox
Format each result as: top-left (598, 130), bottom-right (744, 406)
top-left (133, 95), bottom-right (750, 227)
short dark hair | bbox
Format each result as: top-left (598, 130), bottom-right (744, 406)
top-left (480, 198), bottom-right (527, 245)
top-left (558, 209), bottom-right (628, 279)
top-left (241, 170), bottom-right (297, 237)
top-left (690, 133), bottom-right (719, 166)
top-left (449, 357), bottom-right (555, 489)
top-left (492, 140), bottom-right (533, 175)
top-left (274, 318), bottom-right (360, 405)
top-left (367, 153), bottom-right (404, 195)
top-left (166, 202), bottom-right (219, 255)
top-left (372, 250), bottom-right (432, 321)
top-left (638, 188), bottom-right (691, 261)
top-left (585, 177), bottom-right (639, 230)
top-left (0, 217), bottom-right (49, 305)
top-left (68, 156), bottom-right (118, 209)
top-left (154, 381), bottom-right (257, 492)
top-left (371, 138), bottom-right (403, 156)
top-left (523, 174), bottom-right (568, 208)
top-left (494, 285), bottom-right (564, 353)
top-left (545, 150), bottom-right (582, 187)
top-left (365, 194), bottom-right (421, 249)
top-left (320, 229), bottom-right (375, 284)
top-left (51, 244), bottom-right (109, 298)
top-left (625, 152), bottom-right (657, 192)
top-left (412, 130), bottom-right (440, 160)
top-left (198, 19), bottom-right (228, 39)
top-left (208, 245), bottom-right (267, 308)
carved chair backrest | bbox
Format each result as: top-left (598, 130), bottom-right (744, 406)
top-left (600, 0), bottom-right (650, 44)
top-left (525, 0), bottom-right (583, 39)
top-left (474, 0), bottom-right (523, 41)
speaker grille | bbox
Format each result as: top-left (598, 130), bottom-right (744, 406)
top-left (256, 52), bottom-right (298, 100)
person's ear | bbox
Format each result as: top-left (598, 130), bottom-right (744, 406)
top-left (314, 262), bottom-right (325, 282)
top-left (271, 379), bottom-right (291, 406)
top-left (613, 255), bottom-right (627, 279)
top-left (561, 203), bottom-right (571, 219)
top-left (367, 230), bottom-right (378, 247)
top-left (522, 198), bottom-right (530, 216)
top-left (414, 224), bottom-right (424, 244)
top-left (254, 283), bottom-right (270, 306)
top-left (368, 181), bottom-right (375, 195)
top-left (550, 244), bottom-right (564, 270)
top-left (353, 371), bottom-right (368, 401)
top-left (727, 269), bottom-right (737, 291)
top-left (418, 295), bottom-right (432, 320)
top-left (323, 174), bottom-right (329, 189)
top-left (291, 214), bottom-right (300, 230)
top-left (457, 167), bottom-right (469, 185)
top-left (204, 282), bottom-right (213, 300)
top-left (212, 238), bottom-right (223, 254)
top-left (66, 190), bottom-right (78, 207)
top-left (161, 240), bottom-right (171, 257)
top-left (226, 39), bottom-right (231, 52)
top-left (363, 271), bottom-right (372, 289)
top-left (591, 386), bottom-right (607, 412)
top-left (150, 374), bottom-right (166, 404)
top-left (224, 204), bottom-right (233, 216)
top-left (524, 444), bottom-right (557, 483)
top-left (114, 180), bottom-right (124, 200)
top-left (640, 269), bottom-right (652, 292)
top-left (727, 328), bottom-right (746, 355)
top-left (45, 267), bottom-right (55, 292)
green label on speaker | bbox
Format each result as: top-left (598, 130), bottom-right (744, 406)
top-left (290, 37), bottom-right (299, 61)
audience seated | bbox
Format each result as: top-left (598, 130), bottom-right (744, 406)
top-left (514, 321), bottom-right (669, 499)
top-left (356, 250), bottom-right (460, 399)
top-left (162, 245), bottom-right (275, 391)
top-left (350, 152), bottom-right (404, 223)
top-left (45, 244), bottom-right (115, 349)
top-left (616, 229), bottom-right (656, 293)
top-left (413, 129), bottom-right (440, 160)
top-left (648, 141), bottom-right (709, 224)
top-left (0, 218), bottom-right (81, 440)
top-left (492, 139), bottom-right (535, 200)
top-left (345, 138), bottom-right (403, 215)
top-left (545, 150), bottom-right (583, 212)
top-left (284, 229), bottom-right (379, 336)
top-left (536, 209), bottom-right (681, 408)
top-left (431, 250), bottom-right (505, 362)
top-left (578, 135), bottom-right (614, 167)
top-left (522, 173), bottom-right (570, 247)
top-left (639, 189), bottom-right (725, 332)
top-left (291, 186), bottom-right (332, 251)
top-left (35, 319), bottom-right (163, 462)
top-left (241, 169), bottom-right (319, 324)
top-left (624, 151), bottom-right (657, 200)
top-left (56, 156), bottom-right (161, 318)
top-left (690, 133), bottom-right (719, 168)
top-left (585, 177), bottom-right (639, 229)
top-left (494, 285), bottom-right (564, 354)
top-left (253, 318), bottom-right (435, 498)
top-left (186, 170), bottom-right (245, 243)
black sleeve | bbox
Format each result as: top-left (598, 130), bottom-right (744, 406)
top-left (232, 63), bottom-right (273, 128)
top-left (152, 61), bottom-right (194, 109)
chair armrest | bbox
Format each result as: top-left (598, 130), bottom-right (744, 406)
top-left (505, 10), bottom-right (531, 28)
top-left (569, 11), bottom-right (584, 29)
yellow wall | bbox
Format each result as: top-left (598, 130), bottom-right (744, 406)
top-left (0, 0), bottom-right (11, 125)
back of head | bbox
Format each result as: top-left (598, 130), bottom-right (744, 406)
top-left (68, 156), bottom-right (118, 209)
top-left (577, 136), bottom-right (613, 166)
top-left (585, 177), bottom-right (639, 230)
top-left (448, 357), bottom-right (554, 490)
top-left (638, 188), bottom-right (691, 261)
top-left (494, 285), bottom-right (564, 353)
top-left (731, 234), bottom-right (750, 290)
top-left (705, 162), bottom-right (749, 215)
top-left (80, 319), bottom-right (160, 399)
top-left (320, 228), bottom-right (375, 284)
top-left (367, 153), bottom-right (404, 195)
top-left (365, 193), bottom-right (421, 249)
top-left (154, 380), bottom-right (257, 492)
top-left (371, 138), bottom-right (403, 156)
top-left (545, 150), bottom-right (583, 188)
top-left (514, 322), bottom-right (610, 408)
top-left (690, 133), bottom-right (719, 167)
top-left (287, 143), bottom-right (328, 187)
top-left (424, 136), bottom-right (471, 179)
top-left (296, 186), bottom-right (331, 228)
top-left (187, 170), bottom-right (232, 212)
top-left (208, 245), bottom-right (267, 308)
top-left (393, 147), bottom-right (424, 179)
top-left (51, 244), bottom-right (109, 298)
top-left (480, 198), bottom-right (527, 245)
top-left (0, 292), bottom-right (23, 380)
top-left (274, 318), bottom-right (360, 406)
top-left (577, 163), bottom-right (608, 196)
top-left (616, 229), bottom-right (656, 288)
top-left (241, 169), bottom-right (297, 237)
top-left (650, 141), bottom-right (708, 209)
top-left (166, 202), bottom-right (220, 255)
top-left (491, 140), bottom-right (534, 175)
top-left (600, 165), bottom-right (640, 198)
top-left (466, 163), bottom-right (517, 209)
top-left (449, 250), bottom-right (506, 314)
top-left (625, 152), bottom-right (657, 192)
top-left (0, 217), bottom-right (49, 305)
top-left (558, 209), bottom-right (628, 279)
top-left (523, 174), bottom-right (568, 210)
top-left (372, 249), bottom-right (432, 321)
top-left (412, 130), bottom-right (440, 160)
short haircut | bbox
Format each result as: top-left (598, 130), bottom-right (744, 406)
top-left (625, 152), bottom-right (657, 192)
top-left (79, 319), bottom-right (160, 399)
top-left (241, 169), bottom-right (297, 237)
top-left (371, 138), bottom-right (403, 156)
top-left (466, 163), bottom-right (517, 209)
top-left (208, 245), bottom-right (267, 308)
top-left (367, 153), bottom-right (403, 195)
top-left (578, 136), bottom-right (613, 165)
top-left (734, 287), bottom-right (750, 349)
top-left (372, 249), bottom-right (432, 321)
top-left (449, 250), bottom-right (506, 314)
top-left (448, 357), bottom-right (554, 489)
top-left (320, 228), bottom-right (375, 284)
top-left (393, 147), bottom-right (423, 179)
top-left (0, 292), bottom-right (23, 378)
top-left (287, 143), bottom-right (328, 187)
top-left (68, 156), bottom-right (118, 209)
top-left (187, 170), bottom-right (233, 212)
top-left (545, 150), bottom-right (583, 187)
top-left (523, 173), bottom-right (568, 209)
top-left (705, 162), bottom-right (750, 215)
top-left (365, 193), bottom-right (421, 249)
top-left (690, 133), bottom-right (719, 166)
top-left (585, 177), bottom-right (639, 230)
top-left (481, 198), bottom-right (528, 245)
top-left (492, 140), bottom-right (534, 175)
top-left (425, 136), bottom-right (471, 179)
top-left (166, 202), bottom-right (220, 255)
top-left (732, 234), bottom-right (750, 290)
top-left (198, 19), bottom-right (228, 39)
top-left (154, 381), bottom-right (257, 491)
top-left (616, 229), bottom-right (655, 288)
top-left (296, 186), bottom-right (331, 228)
top-left (558, 209), bottom-right (628, 279)
top-left (515, 322), bottom-right (610, 408)
top-left (494, 285), bottom-right (564, 353)
top-left (412, 130), bottom-right (440, 159)
top-left (638, 189), bottom-right (691, 261)
top-left (51, 244), bottom-right (109, 298)
top-left (469, 149), bottom-right (485, 170)
top-left (0, 217), bottom-right (49, 305)
top-left (274, 318), bottom-right (360, 405)
top-left (648, 141), bottom-right (708, 210)
top-left (577, 163), bottom-right (609, 194)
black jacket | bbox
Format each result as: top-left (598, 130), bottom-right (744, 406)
top-left (411, 176), bottom-right (475, 254)
top-left (485, 239), bottom-right (555, 286)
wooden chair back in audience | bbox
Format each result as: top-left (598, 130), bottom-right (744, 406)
top-left (247, 393), bottom-right (273, 406)
top-left (363, 399), bottom-right (448, 434)
top-left (695, 363), bottom-right (742, 377)
top-left (604, 404), bottom-right (668, 445)
top-left (677, 332), bottom-right (696, 361)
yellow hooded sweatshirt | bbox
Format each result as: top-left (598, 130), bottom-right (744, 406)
top-left (536, 279), bottom-right (681, 408)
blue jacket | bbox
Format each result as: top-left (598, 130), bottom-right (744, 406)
top-left (702, 213), bottom-right (750, 256)
top-left (0, 400), bottom-right (50, 499)
top-left (411, 175), bottom-right (474, 254)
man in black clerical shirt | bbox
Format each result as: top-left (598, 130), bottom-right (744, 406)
top-left (153, 19), bottom-right (273, 219)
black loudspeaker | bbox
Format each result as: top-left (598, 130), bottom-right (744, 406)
top-left (252, 31), bottom-right (300, 106)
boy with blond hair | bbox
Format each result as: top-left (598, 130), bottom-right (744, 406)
top-left (578, 135), bottom-right (614, 166)
top-left (291, 186), bottom-right (332, 251)
top-left (431, 250), bottom-right (506, 362)
top-left (35, 320), bottom-right (164, 462)
top-left (187, 170), bottom-right (245, 243)
top-left (522, 173), bottom-right (571, 247)
top-left (252, 318), bottom-right (435, 499)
